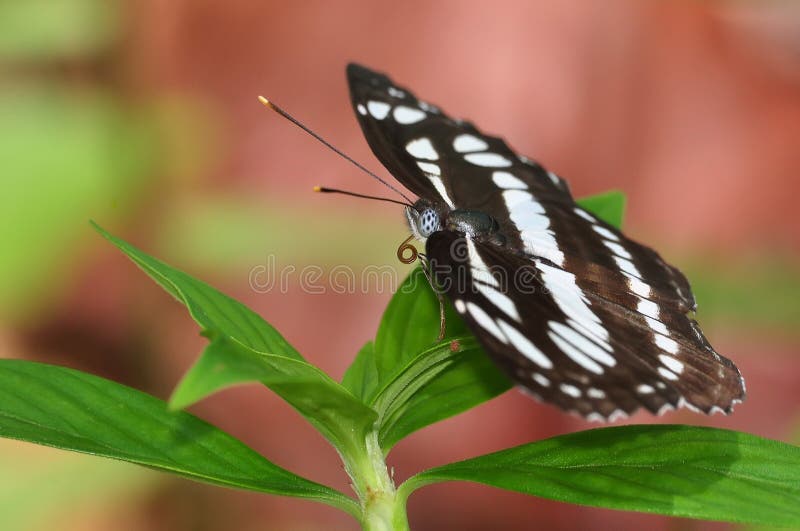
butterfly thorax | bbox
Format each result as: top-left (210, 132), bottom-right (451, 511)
top-left (405, 199), bottom-right (503, 244)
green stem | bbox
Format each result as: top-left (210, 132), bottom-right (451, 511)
top-left (343, 430), bottom-right (410, 531)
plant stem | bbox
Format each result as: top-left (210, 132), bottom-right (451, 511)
top-left (343, 430), bottom-right (410, 531)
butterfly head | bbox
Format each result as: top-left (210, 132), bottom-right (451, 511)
top-left (405, 200), bottom-right (442, 241)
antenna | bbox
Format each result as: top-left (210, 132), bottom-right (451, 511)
top-left (258, 96), bottom-right (414, 204)
top-left (313, 186), bottom-right (413, 208)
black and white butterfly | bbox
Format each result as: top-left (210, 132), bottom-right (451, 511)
top-left (346, 63), bottom-right (745, 421)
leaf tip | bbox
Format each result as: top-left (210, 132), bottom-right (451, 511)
top-left (166, 391), bottom-right (190, 412)
top-left (89, 220), bottom-right (115, 242)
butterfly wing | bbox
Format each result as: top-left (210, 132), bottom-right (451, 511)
top-left (347, 63), bottom-right (570, 207)
top-left (348, 64), bottom-right (696, 311)
top-left (426, 231), bottom-right (745, 419)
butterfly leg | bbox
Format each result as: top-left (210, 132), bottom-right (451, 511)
top-left (419, 253), bottom-right (447, 340)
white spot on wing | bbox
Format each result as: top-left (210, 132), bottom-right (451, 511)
top-left (503, 190), bottom-right (565, 266)
top-left (387, 86), bottom-right (405, 98)
top-left (511, 206), bottom-right (550, 231)
top-left (655, 334), bottom-right (679, 354)
top-left (417, 161), bottom-right (440, 176)
top-left (393, 106), bottom-right (426, 124)
top-left (357, 104), bottom-right (367, 115)
top-left (474, 282), bottom-right (521, 322)
top-left (406, 137), bottom-right (439, 160)
top-left (637, 384), bottom-right (655, 394)
top-left (548, 321), bottom-right (616, 367)
top-left (574, 208), bottom-right (596, 222)
top-left (604, 241), bottom-right (633, 259)
top-left (637, 298), bottom-right (660, 319)
top-left (614, 256), bottom-right (641, 278)
top-left (548, 328), bottom-right (604, 375)
top-left (454, 299), bottom-right (466, 313)
top-left (466, 238), bottom-right (498, 287)
top-left (466, 302), bottom-right (507, 344)
top-left (656, 402), bottom-right (676, 415)
top-left (567, 318), bottom-right (611, 352)
top-left (453, 134), bottom-right (489, 153)
top-left (587, 388), bottom-right (605, 399)
top-left (496, 319), bottom-right (553, 369)
top-left (560, 383), bottom-right (581, 398)
top-left (492, 171), bottom-right (527, 190)
top-left (367, 101), bottom-right (391, 120)
top-left (503, 190), bottom-right (539, 210)
top-left (608, 409), bottom-right (628, 422)
top-left (593, 225), bottom-right (620, 241)
top-left (627, 275), bottom-right (651, 298)
top-left (427, 175), bottom-right (454, 208)
top-left (659, 354), bottom-right (684, 374)
top-left (658, 367), bottom-right (679, 381)
top-left (532, 373), bottom-right (550, 387)
top-left (645, 316), bottom-right (668, 335)
top-left (538, 263), bottom-right (610, 346)
top-left (521, 232), bottom-right (565, 265)
top-left (547, 171), bottom-right (561, 185)
top-left (464, 153), bottom-right (512, 168)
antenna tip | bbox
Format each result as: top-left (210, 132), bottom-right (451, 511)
top-left (257, 96), bottom-right (272, 108)
top-left (313, 185), bottom-right (322, 193)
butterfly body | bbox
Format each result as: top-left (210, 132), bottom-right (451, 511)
top-left (346, 63), bottom-right (745, 421)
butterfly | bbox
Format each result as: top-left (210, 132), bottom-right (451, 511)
top-left (346, 63), bottom-right (745, 421)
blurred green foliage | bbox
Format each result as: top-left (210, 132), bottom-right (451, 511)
top-left (0, 0), bottom-right (118, 61)
top-left (0, 441), bottom-right (157, 531)
top-left (686, 255), bottom-right (800, 337)
top-left (0, 0), bottom-right (214, 324)
top-left (0, 86), bottom-right (159, 323)
top-left (157, 196), bottom-right (412, 271)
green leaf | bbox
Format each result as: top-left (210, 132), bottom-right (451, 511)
top-left (341, 341), bottom-right (379, 401)
top-left (373, 337), bottom-right (511, 451)
top-left (371, 267), bottom-right (470, 393)
top-left (0, 360), bottom-right (358, 518)
top-left (362, 268), bottom-right (509, 449)
top-left (93, 223), bottom-right (377, 459)
top-left (401, 425), bottom-right (800, 527)
top-left (576, 190), bottom-right (626, 229)
top-left (171, 337), bottom-right (377, 459)
top-left (93, 222), bottom-right (302, 361)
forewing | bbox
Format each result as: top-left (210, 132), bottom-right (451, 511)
top-left (348, 64), bottom-right (696, 312)
top-left (516, 192), bottom-right (698, 307)
top-left (347, 63), bottom-right (571, 207)
top-left (425, 231), bottom-right (745, 420)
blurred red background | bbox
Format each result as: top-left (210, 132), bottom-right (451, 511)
top-left (1, 1), bottom-right (798, 530)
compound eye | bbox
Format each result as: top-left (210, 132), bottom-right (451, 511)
top-left (418, 209), bottom-right (439, 237)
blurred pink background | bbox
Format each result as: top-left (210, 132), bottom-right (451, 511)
top-left (1, 1), bottom-right (799, 530)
